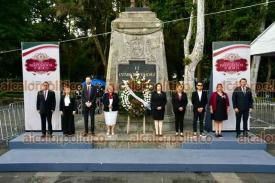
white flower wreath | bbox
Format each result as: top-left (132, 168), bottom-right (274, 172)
top-left (120, 71), bottom-right (153, 117)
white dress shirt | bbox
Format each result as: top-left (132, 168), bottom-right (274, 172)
top-left (198, 91), bottom-right (202, 101)
top-left (64, 95), bottom-right (70, 106)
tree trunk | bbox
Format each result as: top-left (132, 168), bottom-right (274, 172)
top-left (197, 62), bottom-right (202, 81)
top-left (92, 31), bottom-right (108, 74)
top-left (183, 0), bottom-right (205, 93)
top-left (266, 58), bottom-right (272, 82)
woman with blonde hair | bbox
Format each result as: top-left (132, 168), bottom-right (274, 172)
top-left (172, 83), bottom-right (188, 136)
top-left (60, 85), bottom-right (76, 136)
top-left (102, 84), bottom-right (119, 136)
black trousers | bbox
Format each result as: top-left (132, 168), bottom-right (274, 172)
top-left (175, 110), bottom-right (185, 133)
top-left (236, 110), bottom-right (249, 135)
top-left (83, 106), bottom-right (95, 133)
top-left (193, 111), bottom-right (205, 133)
top-left (40, 111), bottom-right (52, 135)
top-left (62, 107), bottom-right (75, 135)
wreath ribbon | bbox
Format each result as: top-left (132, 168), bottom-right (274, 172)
top-left (123, 80), bottom-right (151, 110)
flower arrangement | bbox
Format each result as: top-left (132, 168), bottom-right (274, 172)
top-left (120, 71), bottom-right (153, 117)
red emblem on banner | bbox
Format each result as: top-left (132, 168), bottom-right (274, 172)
top-left (25, 53), bottom-right (57, 75)
top-left (215, 53), bottom-right (248, 74)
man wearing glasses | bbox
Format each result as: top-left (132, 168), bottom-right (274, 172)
top-left (36, 81), bottom-right (56, 138)
top-left (191, 82), bottom-right (208, 136)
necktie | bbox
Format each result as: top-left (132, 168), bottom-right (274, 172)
top-left (44, 91), bottom-right (47, 100)
top-left (87, 86), bottom-right (91, 99)
top-left (242, 87), bottom-right (246, 94)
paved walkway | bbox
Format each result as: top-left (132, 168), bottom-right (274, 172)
top-left (1, 172), bottom-right (275, 183)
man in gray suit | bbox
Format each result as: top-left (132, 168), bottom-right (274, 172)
top-left (232, 78), bottom-right (253, 138)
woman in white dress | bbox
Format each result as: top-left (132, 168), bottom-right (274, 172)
top-left (102, 84), bottom-right (119, 135)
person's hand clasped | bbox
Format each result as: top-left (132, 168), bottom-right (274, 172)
top-left (197, 108), bottom-right (203, 113)
top-left (179, 107), bottom-right (183, 111)
top-left (157, 106), bottom-right (162, 110)
top-left (234, 108), bottom-right (239, 113)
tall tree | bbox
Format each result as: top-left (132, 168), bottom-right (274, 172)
top-left (183, 0), bottom-right (205, 93)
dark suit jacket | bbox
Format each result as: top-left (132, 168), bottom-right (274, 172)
top-left (36, 90), bottom-right (56, 114)
top-left (60, 95), bottom-right (76, 112)
top-left (172, 92), bottom-right (188, 112)
top-left (102, 92), bottom-right (119, 112)
top-left (81, 84), bottom-right (96, 109)
top-left (232, 86), bottom-right (253, 111)
top-left (150, 91), bottom-right (167, 111)
top-left (191, 90), bottom-right (208, 112)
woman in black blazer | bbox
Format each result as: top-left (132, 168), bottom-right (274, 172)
top-left (172, 83), bottom-right (188, 136)
top-left (102, 84), bottom-right (119, 136)
top-left (150, 83), bottom-right (167, 136)
top-left (60, 86), bottom-right (76, 136)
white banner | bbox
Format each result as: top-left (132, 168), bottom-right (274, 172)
top-left (22, 42), bottom-right (61, 131)
top-left (212, 42), bottom-right (250, 131)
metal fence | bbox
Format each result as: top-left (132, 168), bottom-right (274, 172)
top-left (250, 98), bottom-right (275, 129)
top-left (0, 102), bottom-right (24, 142)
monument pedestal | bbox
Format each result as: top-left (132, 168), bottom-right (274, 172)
top-left (106, 10), bottom-right (174, 124)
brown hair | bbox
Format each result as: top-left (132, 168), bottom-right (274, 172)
top-left (216, 83), bottom-right (223, 89)
top-left (176, 83), bottom-right (183, 90)
top-left (155, 83), bottom-right (162, 91)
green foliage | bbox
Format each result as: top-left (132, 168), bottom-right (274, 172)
top-left (0, 0), bottom-right (274, 83)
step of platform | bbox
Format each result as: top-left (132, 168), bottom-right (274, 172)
top-left (0, 149), bottom-right (275, 172)
top-left (182, 132), bottom-right (267, 150)
top-left (9, 132), bottom-right (94, 149)
top-left (9, 132), bottom-right (267, 150)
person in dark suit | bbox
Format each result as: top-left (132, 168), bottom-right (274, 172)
top-left (81, 76), bottom-right (97, 136)
top-left (60, 85), bottom-right (76, 136)
top-left (102, 84), bottom-right (119, 136)
top-left (232, 78), bottom-right (253, 138)
top-left (150, 83), bottom-right (167, 136)
top-left (36, 81), bottom-right (56, 138)
top-left (172, 83), bottom-right (188, 136)
top-left (191, 82), bottom-right (208, 136)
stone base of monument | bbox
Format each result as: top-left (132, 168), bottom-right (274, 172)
top-left (96, 113), bottom-right (175, 134)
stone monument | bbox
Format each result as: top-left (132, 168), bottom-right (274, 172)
top-left (106, 1), bottom-right (174, 129)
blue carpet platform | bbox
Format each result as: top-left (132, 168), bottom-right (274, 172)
top-left (182, 132), bottom-right (267, 150)
top-left (9, 132), bottom-right (93, 149)
top-left (0, 132), bottom-right (275, 172)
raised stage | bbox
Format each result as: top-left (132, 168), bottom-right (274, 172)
top-left (0, 132), bottom-right (275, 172)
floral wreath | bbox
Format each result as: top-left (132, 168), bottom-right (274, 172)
top-left (120, 71), bottom-right (153, 117)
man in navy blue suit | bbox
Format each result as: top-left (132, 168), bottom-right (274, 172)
top-left (232, 78), bottom-right (253, 138)
top-left (81, 76), bottom-right (96, 136)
